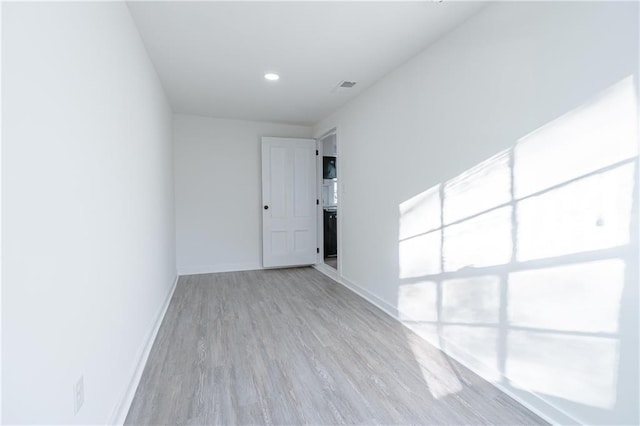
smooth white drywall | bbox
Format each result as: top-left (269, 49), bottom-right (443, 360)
top-left (174, 115), bottom-right (312, 274)
top-left (2, 3), bottom-right (175, 424)
top-left (314, 2), bottom-right (639, 425)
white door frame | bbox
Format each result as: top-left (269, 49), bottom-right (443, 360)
top-left (316, 137), bottom-right (324, 265)
top-left (316, 128), bottom-right (341, 276)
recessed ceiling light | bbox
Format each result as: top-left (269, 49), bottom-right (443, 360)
top-left (264, 73), bottom-right (280, 81)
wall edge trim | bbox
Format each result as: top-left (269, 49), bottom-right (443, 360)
top-left (108, 274), bottom-right (179, 425)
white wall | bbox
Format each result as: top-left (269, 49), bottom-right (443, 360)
top-left (2, 3), bottom-right (176, 424)
top-left (314, 2), bottom-right (639, 425)
top-left (174, 115), bottom-right (312, 274)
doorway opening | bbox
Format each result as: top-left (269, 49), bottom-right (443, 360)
top-left (318, 130), bottom-right (338, 270)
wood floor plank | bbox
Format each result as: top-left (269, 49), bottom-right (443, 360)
top-left (125, 267), bottom-right (547, 425)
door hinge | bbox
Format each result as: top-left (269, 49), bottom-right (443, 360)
top-left (316, 199), bottom-right (319, 205)
top-left (317, 248), bottom-right (320, 254)
top-left (316, 149), bottom-right (319, 156)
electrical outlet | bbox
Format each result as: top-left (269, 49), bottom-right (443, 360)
top-left (74, 376), bottom-right (84, 415)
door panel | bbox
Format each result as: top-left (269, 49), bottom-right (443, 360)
top-left (262, 137), bottom-right (317, 268)
top-left (270, 146), bottom-right (287, 218)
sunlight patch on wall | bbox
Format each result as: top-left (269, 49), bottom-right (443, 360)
top-left (508, 260), bottom-right (625, 334)
top-left (403, 322), bottom-right (439, 347)
top-left (443, 206), bottom-right (512, 271)
top-left (396, 75), bottom-right (638, 415)
top-left (444, 151), bottom-right (511, 225)
top-left (399, 230), bottom-right (441, 278)
top-left (399, 185), bottom-right (441, 240)
top-left (441, 324), bottom-right (499, 378)
top-left (506, 331), bottom-right (619, 409)
top-left (514, 77), bottom-right (638, 199)
top-left (441, 276), bottom-right (500, 323)
top-left (518, 163), bottom-right (634, 262)
top-left (398, 281), bottom-right (438, 322)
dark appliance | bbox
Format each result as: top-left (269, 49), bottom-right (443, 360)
top-left (324, 209), bottom-right (337, 257)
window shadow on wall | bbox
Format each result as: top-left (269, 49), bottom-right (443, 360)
top-left (397, 76), bottom-right (639, 424)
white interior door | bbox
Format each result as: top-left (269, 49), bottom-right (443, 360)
top-left (262, 137), bottom-right (317, 268)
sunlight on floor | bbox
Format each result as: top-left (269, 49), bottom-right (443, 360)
top-left (404, 330), bottom-right (465, 400)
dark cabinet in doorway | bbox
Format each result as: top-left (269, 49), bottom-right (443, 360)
top-left (323, 209), bottom-right (337, 257)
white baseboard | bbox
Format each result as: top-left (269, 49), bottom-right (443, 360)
top-left (312, 262), bottom-right (340, 281)
top-left (178, 262), bottom-right (263, 276)
top-left (339, 274), bottom-right (399, 319)
top-left (312, 265), bottom-right (399, 318)
top-left (312, 266), bottom-right (579, 426)
top-left (108, 275), bottom-right (179, 425)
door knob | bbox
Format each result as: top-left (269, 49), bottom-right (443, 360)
top-left (264, 205), bottom-right (269, 210)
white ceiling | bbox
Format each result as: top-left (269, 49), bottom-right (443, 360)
top-left (127, 1), bottom-right (486, 126)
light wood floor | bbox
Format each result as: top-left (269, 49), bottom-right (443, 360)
top-left (125, 267), bottom-right (546, 425)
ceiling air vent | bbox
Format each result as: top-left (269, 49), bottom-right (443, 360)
top-left (338, 80), bottom-right (357, 88)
